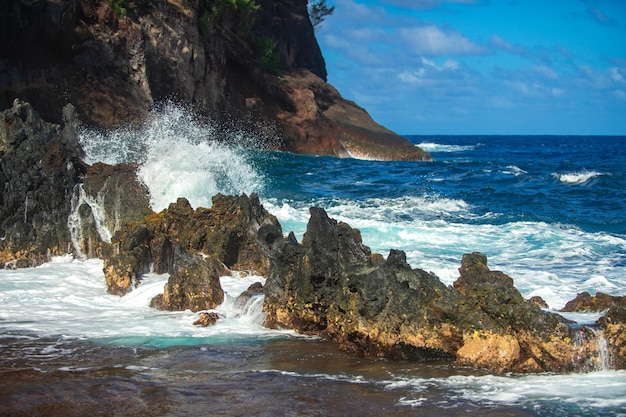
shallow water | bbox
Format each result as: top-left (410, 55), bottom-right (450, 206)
top-left (1, 259), bottom-right (625, 416)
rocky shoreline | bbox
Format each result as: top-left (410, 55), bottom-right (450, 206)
top-left (1, 99), bottom-right (625, 374)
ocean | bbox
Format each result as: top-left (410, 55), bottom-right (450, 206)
top-left (1, 106), bottom-right (625, 416)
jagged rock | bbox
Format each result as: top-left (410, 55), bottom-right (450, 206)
top-left (0, 0), bottom-right (430, 161)
top-left (0, 99), bottom-right (86, 267)
top-left (103, 252), bottom-right (140, 296)
top-left (529, 296), bottom-right (549, 309)
top-left (561, 292), bottom-right (626, 369)
top-left (104, 193), bottom-right (279, 298)
top-left (158, 252), bottom-right (225, 312)
top-left (561, 291), bottom-right (626, 312)
top-left (234, 282), bottom-right (264, 309)
top-left (194, 312), bottom-right (221, 327)
top-left (260, 208), bottom-right (611, 373)
top-left (70, 162), bottom-right (151, 260)
top-left (0, 99), bottom-right (152, 268)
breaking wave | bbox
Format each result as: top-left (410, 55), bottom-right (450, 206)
top-left (416, 142), bottom-right (478, 153)
top-left (555, 170), bottom-right (603, 185)
top-left (78, 103), bottom-right (266, 211)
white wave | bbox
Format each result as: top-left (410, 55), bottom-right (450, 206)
top-left (0, 258), bottom-right (293, 344)
top-left (265, 195), bottom-right (471, 223)
top-left (438, 371), bottom-right (626, 409)
top-left (416, 142), bottom-right (477, 152)
top-left (384, 371), bottom-right (626, 410)
top-left (264, 196), bottom-right (626, 310)
top-left (555, 170), bottom-right (603, 185)
top-left (78, 103), bottom-right (265, 212)
top-left (502, 165), bottom-right (527, 176)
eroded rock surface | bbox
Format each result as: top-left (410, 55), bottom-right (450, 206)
top-left (0, 99), bottom-right (85, 267)
top-left (260, 207), bottom-right (614, 373)
top-left (103, 193), bottom-right (279, 304)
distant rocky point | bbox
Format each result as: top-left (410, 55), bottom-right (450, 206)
top-left (0, 0), bottom-right (430, 161)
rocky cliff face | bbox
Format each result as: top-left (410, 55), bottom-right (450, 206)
top-left (0, 99), bottom-right (85, 266)
top-left (0, 0), bottom-right (430, 161)
top-left (0, 99), bottom-right (150, 267)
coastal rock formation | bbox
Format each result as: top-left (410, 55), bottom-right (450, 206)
top-left (260, 207), bottom-right (610, 373)
top-left (0, 0), bottom-right (430, 161)
top-left (158, 251), bottom-right (225, 312)
top-left (597, 307), bottom-right (626, 369)
top-left (561, 291), bottom-right (626, 312)
top-left (194, 311), bottom-right (221, 327)
top-left (274, 70), bottom-right (430, 160)
top-left (103, 193), bottom-right (279, 299)
top-left (0, 99), bottom-right (86, 267)
top-left (72, 162), bottom-right (151, 260)
top-left (0, 99), bottom-right (153, 268)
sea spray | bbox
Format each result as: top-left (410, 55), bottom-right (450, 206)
top-left (78, 103), bottom-right (266, 211)
top-left (591, 328), bottom-right (613, 371)
top-left (67, 184), bottom-right (113, 260)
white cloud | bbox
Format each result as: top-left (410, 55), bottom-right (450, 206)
top-left (506, 80), bottom-right (564, 98)
top-left (399, 24), bottom-right (488, 56)
top-left (398, 70), bottom-right (427, 85)
top-left (489, 35), bottom-right (525, 55)
top-left (610, 67), bottom-right (624, 83)
top-left (421, 57), bottom-right (459, 71)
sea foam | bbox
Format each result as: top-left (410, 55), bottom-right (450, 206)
top-left (555, 170), bottom-right (603, 185)
top-left (416, 142), bottom-right (477, 153)
top-left (78, 103), bottom-right (266, 211)
top-left (0, 259), bottom-right (291, 345)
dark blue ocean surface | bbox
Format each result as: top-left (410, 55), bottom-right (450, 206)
top-left (252, 135), bottom-right (626, 310)
top-left (258, 135), bottom-right (626, 235)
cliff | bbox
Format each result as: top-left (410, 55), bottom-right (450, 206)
top-left (0, 0), bottom-right (431, 161)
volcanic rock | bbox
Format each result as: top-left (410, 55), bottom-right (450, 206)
top-left (561, 291), bottom-right (626, 312)
top-left (561, 291), bottom-right (626, 369)
top-left (159, 251), bottom-right (225, 312)
top-left (260, 207), bottom-right (611, 373)
top-left (597, 306), bottom-right (626, 369)
top-left (235, 282), bottom-right (264, 309)
top-left (194, 312), bottom-right (221, 327)
top-left (0, 99), bottom-right (85, 267)
top-left (104, 193), bottom-right (279, 298)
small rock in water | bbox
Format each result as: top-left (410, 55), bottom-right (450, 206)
top-left (193, 312), bottom-right (221, 327)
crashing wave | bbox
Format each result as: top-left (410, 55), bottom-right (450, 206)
top-left (555, 171), bottom-right (603, 185)
top-left (416, 142), bottom-right (477, 153)
top-left (78, 103), bottom-right (265, 211)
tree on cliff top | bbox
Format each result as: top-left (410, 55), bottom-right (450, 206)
top-left (308, 0), bottom-right (335, 30)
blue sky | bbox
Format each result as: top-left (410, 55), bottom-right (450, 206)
top-left (316, 0), bottom-right (626, 135)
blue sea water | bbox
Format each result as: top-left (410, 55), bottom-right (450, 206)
top-left (257, 134), bottom-right (626, 310)
top-left (2, 107), bottom-right (626, 416)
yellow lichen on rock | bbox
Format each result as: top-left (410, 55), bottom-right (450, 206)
top-left (457, 331), bottom-right (521, 371)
